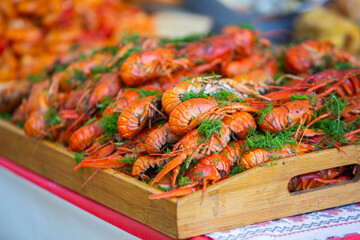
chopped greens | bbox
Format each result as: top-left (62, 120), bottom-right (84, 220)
top-left (256, 104), bottom-right (273, 124)
top-left (117, 154), bottom-right (137, 165)
top-left (73, 151), bottom-right (85, 165)
top-left (245, 128), bottom-right (297, 151)
top-left (138, 89), bottom-right (160, 98)
top-left (0, 112), bottom-right (12, 122)
top-left (44, 107), bottom-right (62, 127)
top-left (229, 165), bottom-right (245, 177)
top-left (334, 62), bottom-right (354, 70)
top-left (182, 90), bottom-right (209, 101)
top-left (178, 176), bottom-right (193, 187)
top-left (100, 113), bottom-right (120, 138)
top-left (197, 118), bottom-right (223, 139)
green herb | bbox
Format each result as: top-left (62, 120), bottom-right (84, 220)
top-left (259, 161), bottom-right (278, 167)
top-left (245, 129), bottom-right (297, 151)
top-left (84, 117), bottom-right (97, 126)
top-left (70, 43), bottom-right (79, 52)
top-left (27, 73), bottom-right (45, 83)
top-left (212, 90), bottom-right (234, 100)
top-left (121, 32), bottom-right (141, 45)
top-left (53, 63), bottom-right (69, 74)
top-left (156, 165), bottom-right (165, 173)
top-left (197, 118), bottom-right (223, 139)
top-left (238, 22), bottom-right (255, 30)
top-left (100, 45), bottom-right (119, 55)
top-left (72, 69), bottom-right (87, 82)
top-left (324, 94), bottom-right (347, 118)
top-left (138, 89), bottom-right (160, 98)
top-left (335, 62), bottom-right (354, 70)
top-left (0, 112), bottom-right (12, 122)
top-left (229, 165), bottom-right (245, 177)
top-left (159, 33), bottom-right (208, 49)
top-left (16, 121), bottom-right (25, 129)
top-left (257, 104), bottom-right (274, 124)
top-left (97, 96), bottom-right (113, 113)
top-left (73, 152), bottom-right (85, 165)
top-left (44, 107), bottom-right (62, 127)
top-left (182, 90), bottom-right (209, 101)
top-left (277, 55), bottom-right (285, 70)
top-left (117, 154), bottom-right (136, 165)
top-left (156, 186), bottom-right (171, 192)
top-left (112, 47), bottom-right (141, 69)
top-left (290, 94), bottom-right (308, 101)
top-left (90, 65), bottom-right (110, 75)
top-left (178, 176), bottom-right (193, 187)
top-left (100, 113), bottom-right (120, 138)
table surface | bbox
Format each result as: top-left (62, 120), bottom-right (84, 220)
top-left (1, 155), bottom-right (359, 240)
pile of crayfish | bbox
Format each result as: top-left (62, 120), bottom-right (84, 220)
top-left (1, 25), bottom-right (360, 199)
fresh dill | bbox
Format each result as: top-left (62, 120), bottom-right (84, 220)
top-left (229, 165), bottom-right (245, 177)
top-left (257, 104), bottom-right (274, 124)
top-left (245, 129), bottom-right (297, 151)
top-left (100, 112), bottom-right (120, 138)
top-left (72, 69), bottom-right (87, 82)
top-left (138, 89), bottom-right (160, 98)
top-left (182, 90), bottom-right (208, 101)
top-left (0, 112), bottom-right (12, 122)
top-left (73, 152), bottom-right (85, 165)
top-left (117, 154), bottom-right (136, 165)
top-left (197, 118), bottom-right (223, 139)
top-left (178, 176), bottom-right (193, 187)
top-left (334, 62), bottom-right (354, 70)
top-left (97, 96), bottom-right (113, 113)
top-left (44, 107), bottom-right (62, 127)
top-left (84, 117), bottom-right (97, 126)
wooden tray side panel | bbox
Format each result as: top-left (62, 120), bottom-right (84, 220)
top-left (176, 145), bottom-right (360, 238)
top-left (0, 120), bottom-right (178, 239)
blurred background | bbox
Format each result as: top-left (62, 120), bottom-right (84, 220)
top-left (1, 0), bottom-right (360, 82)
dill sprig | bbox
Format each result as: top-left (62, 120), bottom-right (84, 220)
top-left (138, 89), bottom-right (160, 98)
top-left (178, 176), bottom-right (193, 187)
top-left (44, 107), bottom-right (62, 127)
top-left (100, 112), bottom-right (120, 138)
top-left (178, 157), bottom-right (198, 178)
top-left (0, 112), bottom-right (12, 122)
top-left (257, 104), bottom-right (274, 124)
top-left (334, 62), bottom-right (354, 70)
top-left (159, 33), bottom-right (209, 50)
top-left (245, 129), bottom-right (297, 151)
top-left (211, 90), bottom-right (234, 100)
top-left (197, 118), bottom-right (223, 139)
top-left (97, 96), bottom-right (113, 113)
top-left (229, 165), bottom-right (245, 177)
top-left (72, 69), bottom-right (87, 82)
top-left (84, 117), bottom-right (97, 126)
top-left (73, 152), bottom-right (85, 165)
top-left (117, 154), bottom-right (137, 165)
top-left (182, 90), bottom-right (209, 101)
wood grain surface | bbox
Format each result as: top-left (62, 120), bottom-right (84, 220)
top-left (0, 118), bottom-right (359, 239)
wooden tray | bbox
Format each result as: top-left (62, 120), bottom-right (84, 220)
top-left (0, 118), bottom-right (359, 239)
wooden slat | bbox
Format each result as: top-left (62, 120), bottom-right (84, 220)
top-left (0, 119), bottom-right (178, 239)
top-left (177, 145), bottom-right (360, 238)
top-left (1, 118), bottom-right (360, 239)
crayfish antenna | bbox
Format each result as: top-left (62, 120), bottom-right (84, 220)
top-left (81, 168), bottom-right (100, 188)
top-left (148, 187), bottom-right (197, 199)
top-left (148, 182), bottom-right (200, 199)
